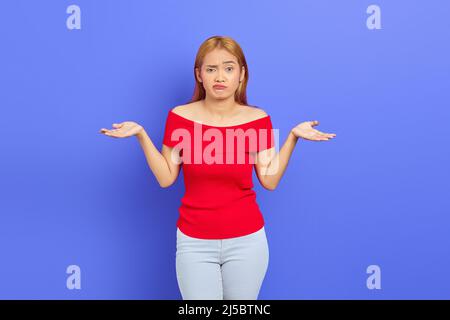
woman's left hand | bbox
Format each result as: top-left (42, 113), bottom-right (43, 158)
top-left (291, 120), bottom-right (336, 141)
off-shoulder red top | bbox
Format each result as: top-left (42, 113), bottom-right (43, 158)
top-left (163, 108), bottom-right (275, 239)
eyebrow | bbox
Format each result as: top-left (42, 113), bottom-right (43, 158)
top-left (205, 61), bottom-right (237, 67)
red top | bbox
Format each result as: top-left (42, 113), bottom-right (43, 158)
top-left (163, 108), bottom-right (275, 239)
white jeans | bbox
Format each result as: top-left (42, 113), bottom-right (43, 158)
top-left (175, 226), bottom-right (269, 300)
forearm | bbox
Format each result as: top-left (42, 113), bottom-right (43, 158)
top-left (135, 129), bottom-right (173, 187)
top-left (262, 131), bottom-right (299, 190)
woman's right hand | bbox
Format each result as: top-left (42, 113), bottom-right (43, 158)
top-left (99, 121), bottom-right (143, 138)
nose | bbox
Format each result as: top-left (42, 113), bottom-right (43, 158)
top-left (215, 70), bottom-right (225, 82)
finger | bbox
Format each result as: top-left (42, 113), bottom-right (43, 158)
top-left (316, 130), bottom-right (336, 138)
top-left (317, 131), bottom-right (335, 138)
top-left (106, 132), bottom-right (118, 138)
top-left (104, 130), bottom-right (117, 137)
top-left (311, 120), bottom-right (319, 126)
top-left (313, 134), bottom-right (329, 141)
top-left (308, 137), bottom-right (326, 141)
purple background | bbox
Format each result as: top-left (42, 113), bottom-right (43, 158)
top-left (0, 0), bottom-right (449, 299)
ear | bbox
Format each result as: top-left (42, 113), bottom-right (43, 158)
top-left (195, 67), bottom-right (202, 83)
top-left (240, 66), bottom-right (245, 82)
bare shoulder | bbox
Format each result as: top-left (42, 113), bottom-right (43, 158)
top-left (242, 105), bottom-right (269, 120)
top-left (171, 102), bottom-right (199, 117)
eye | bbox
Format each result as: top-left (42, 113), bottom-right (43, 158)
top-left (206, 68), bottom-right (215, 72)
top-left (226, 67), bottom-right (233, 71)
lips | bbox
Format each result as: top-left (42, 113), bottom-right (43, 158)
top-left (213, 85), bottom-right (227, 89)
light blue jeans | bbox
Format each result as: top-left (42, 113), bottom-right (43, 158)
top-left (176, 226), bottom-right (269, 300)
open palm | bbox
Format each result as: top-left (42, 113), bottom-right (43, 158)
top-left (99, 121), bottom-right (143, 138)
top-left (292, 120), bottom-right (336, 141)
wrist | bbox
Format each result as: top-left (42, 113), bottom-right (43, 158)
top-left (136, 126), bottom-right (146, 139)
top-left (289, 129), bottom-right (300, 142)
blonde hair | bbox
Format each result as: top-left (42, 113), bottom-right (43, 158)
top-left (189, 35), bottom-right (252, 106)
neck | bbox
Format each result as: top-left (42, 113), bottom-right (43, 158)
top-left (202, 95), bottom-right (239, 118)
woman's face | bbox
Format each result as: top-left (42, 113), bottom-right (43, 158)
top-left (196, 48), bottom-right (245, 101)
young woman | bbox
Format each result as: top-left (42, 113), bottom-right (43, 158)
top-left (100, 35), bottom-right (336, 300)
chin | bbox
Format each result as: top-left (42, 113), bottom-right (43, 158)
top-left (209, 91), bottom-right (231, 99)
